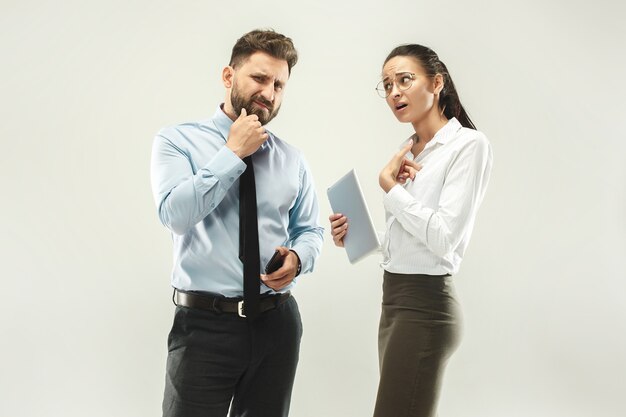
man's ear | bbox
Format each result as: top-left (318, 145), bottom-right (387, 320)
top-left (222, 66), bottom-right (234, 88)
top-left (433, 73), bottom-right (444, 95)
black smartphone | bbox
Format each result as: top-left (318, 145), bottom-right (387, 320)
top-left (264, 250), bottom-right (284, 274)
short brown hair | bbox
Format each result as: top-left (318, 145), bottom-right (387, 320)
top-left (229, 29), bottom-right (298, 74)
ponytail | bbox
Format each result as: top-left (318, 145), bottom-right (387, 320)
top-left (438, 63), bottom-right (476, 129)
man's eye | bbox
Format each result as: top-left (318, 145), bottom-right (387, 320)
top-left (384, 82), bottom-right (393, 91)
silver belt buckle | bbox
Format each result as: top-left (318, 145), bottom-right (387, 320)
top-left (237, 300), bottom-right (246, 318)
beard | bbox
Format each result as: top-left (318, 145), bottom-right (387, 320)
top-left (230, 84), bottom-right (281, 126)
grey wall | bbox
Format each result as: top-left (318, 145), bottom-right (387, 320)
top-left (1, 0), bottom-right (625, 416)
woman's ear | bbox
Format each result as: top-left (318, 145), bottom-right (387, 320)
top-left (433, 73), bottom-right (444, 95)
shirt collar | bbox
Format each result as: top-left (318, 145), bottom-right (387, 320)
top-left (425, 117), bottom-right (462, 148)
top-left (211, 104), bottom-right (272, 150)
top-left (401, 117), bottom-right (463, 155)
top-left (212, 104), bottom-right (235, 142)
top-left (401, 117), bottom-right (462, 157)
top-left (403, 117), bottom-right (463, 148)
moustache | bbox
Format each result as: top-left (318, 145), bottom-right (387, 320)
top-left (251, 96), bottom-right (273, 112)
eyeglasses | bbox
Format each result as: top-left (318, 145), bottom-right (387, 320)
top-left (375, 72), bottom-right (416, 98)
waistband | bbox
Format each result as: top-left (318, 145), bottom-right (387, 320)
top-left (173, 289), bottom-right (291, 318)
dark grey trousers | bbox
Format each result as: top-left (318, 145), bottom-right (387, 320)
top-left (374, 271), bottom-right (462, 417)
top-left (162, 296), bottom-right (303, 417)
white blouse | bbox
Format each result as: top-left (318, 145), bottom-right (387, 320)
top-left (381, 117), bottom-right (493, 275)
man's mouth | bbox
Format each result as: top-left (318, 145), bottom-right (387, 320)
top-left (253, 100), bottom-right (271, 111)
top-left (395, 103), bottom-right (408, 111)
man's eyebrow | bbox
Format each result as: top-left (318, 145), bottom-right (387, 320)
top-left (250, 71), bottom-right (285, 87)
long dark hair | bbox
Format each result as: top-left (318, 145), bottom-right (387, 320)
top-left (384, 44), bottom-right (476, 129)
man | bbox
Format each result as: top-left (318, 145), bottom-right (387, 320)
top-left (150, 29), bottom-right (323, 417)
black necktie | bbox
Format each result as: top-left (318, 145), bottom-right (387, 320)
top-left (239, 155), bottom-right (260, 319)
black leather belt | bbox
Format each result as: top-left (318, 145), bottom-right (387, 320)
top-left (173, 289), bottom-right (291, 318)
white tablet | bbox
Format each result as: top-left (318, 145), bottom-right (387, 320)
top-left (327, 169), bottom-right (381, 263)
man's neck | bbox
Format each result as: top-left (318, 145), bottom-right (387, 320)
top-left (222, 99), bottom-right (237, 121)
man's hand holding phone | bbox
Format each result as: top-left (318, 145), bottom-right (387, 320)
top-left (261, 246), bottom-right (300, 291)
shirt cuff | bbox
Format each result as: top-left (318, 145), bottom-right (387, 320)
top-left (289, 242), bottom-right (314, 275)
top-left (288, 249), bottom-right (302, 276)
top-left (200, 146), bottom-right (247, 189)
top-left (383, 184), bottom-right (415, 217)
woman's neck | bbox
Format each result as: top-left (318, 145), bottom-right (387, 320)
top-left (411, 108), bottom-right (449, 145)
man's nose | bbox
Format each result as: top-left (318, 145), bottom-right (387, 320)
top-left (259, 83), bottom-right (275, 102)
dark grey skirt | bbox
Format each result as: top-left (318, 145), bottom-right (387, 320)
top-left (374, 271), bottom-right (463, 417)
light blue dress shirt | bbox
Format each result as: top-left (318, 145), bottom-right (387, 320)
top-left (151, 106), bottom-right (324, 297)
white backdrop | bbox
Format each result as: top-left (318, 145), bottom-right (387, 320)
top-left (1, 1), bottom-right (625, 416)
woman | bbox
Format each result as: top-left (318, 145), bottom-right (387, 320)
top-left (329, 44), bottom-right (493, 417)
